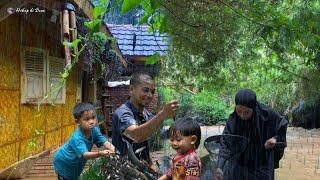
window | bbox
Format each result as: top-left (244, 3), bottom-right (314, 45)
top-left (47, 56), bottom-right (66, 104)
top-left (21, 47), bottom-right (66, 104)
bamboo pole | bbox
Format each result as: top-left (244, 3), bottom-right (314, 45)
top-left (62, 8), bottom-right (71, 67)
top-left (70, 10), bottom-right (78, 54)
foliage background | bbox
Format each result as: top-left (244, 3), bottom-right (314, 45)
top-left (96, 0), bottom-right (320, 124)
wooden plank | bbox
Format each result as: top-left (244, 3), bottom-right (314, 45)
top-left (0, 149), bottom-right (50, 179)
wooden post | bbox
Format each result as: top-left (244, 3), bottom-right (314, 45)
top-left (62, 9), bottom-right (71, 67)
top-left (70, 10), bottom-right (78, 54)
top-left (83, 71), bottom-right (90, 102)
top-left (62, 3), bottom-right (75, 68)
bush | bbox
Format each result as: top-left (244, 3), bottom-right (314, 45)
top-left (191, 90), bottom-right (232, 125)
top-left (158, 87), bottom-right (233, 125)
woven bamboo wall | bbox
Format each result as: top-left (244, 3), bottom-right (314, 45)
top-left (0, 14), bottom-right (77, 170)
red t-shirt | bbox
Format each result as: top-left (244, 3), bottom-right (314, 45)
top-left (165, 149), bottom-right (201, 180)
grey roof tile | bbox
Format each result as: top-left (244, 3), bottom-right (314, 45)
top-left (107, 24), bottom-right (170, 56)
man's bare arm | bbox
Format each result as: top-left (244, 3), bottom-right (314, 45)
top-left (124, 100), bottom-right (179, 143)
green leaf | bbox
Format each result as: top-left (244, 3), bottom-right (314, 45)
top-left (44, 94), bottom-right (48, 100)
top-left (84, 19), bottom-right (101, 32)
top-left (61, 71), bottom-right (69, 79)
top-left (63, 39), bottom-right (80, 47)
top-left (121, 0), bottom-right (142, 14)
top-left (101, 0), bottom-right (108, 5)
top-left (63, 41), bottom-right (72, 47)
top-left (71, 39), bottom-right (81, 47)
top-left (146, 52), bottom-right (160, 65)
top-left (150, 0), bottom-right (161, 9)
top-left (93, 6), bottom-right (105, 19)
top-left (139, 14), bottom-right (150, 25)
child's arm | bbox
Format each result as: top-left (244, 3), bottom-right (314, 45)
top-left (158, 174), bottom-right (169, 180)
top-left (83, 149), bottom-right (113, 159)
top-left (93, 126), bottom-right (115, 153)
top-left (158, 164), bottom-right (172, 180)
top-left (103, 141), bottom-right (115, 153)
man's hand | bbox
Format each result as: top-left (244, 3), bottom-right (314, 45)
top-left (215, 168), bottom-right (223, 180)
top-left (264, 137), bottom-right (277, 149)
top-left (162, 100), bottom-right (179, 118)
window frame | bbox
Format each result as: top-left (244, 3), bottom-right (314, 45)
top-left (20, 46), bottom-right (66, 104)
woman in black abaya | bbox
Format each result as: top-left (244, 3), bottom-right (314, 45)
top-left (215, 89), bottom-right (288, 180)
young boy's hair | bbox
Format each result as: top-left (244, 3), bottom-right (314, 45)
top-left (73, 103), bottom-right (95, 120)
top-left (170, 117), bottom-right (201, 149)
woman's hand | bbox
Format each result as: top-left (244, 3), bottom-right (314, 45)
top-left (215, 168), bottom-right (224, 180)
top-left (264, 137), bottom-right (277, 149)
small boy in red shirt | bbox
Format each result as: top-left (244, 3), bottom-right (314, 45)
top-left (159, 117), bottom-right (202, 180)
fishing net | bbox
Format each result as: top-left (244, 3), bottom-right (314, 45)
top-left (201, 134), bottom-right (248, 179)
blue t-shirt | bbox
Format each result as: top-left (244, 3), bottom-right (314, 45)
top-left (53, 126), bottom-right (107, 180)
top-left (111, 100), bottom-right (153, 163)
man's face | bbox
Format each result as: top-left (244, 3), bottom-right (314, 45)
top-left (130, 78), bottom-right (155, 108)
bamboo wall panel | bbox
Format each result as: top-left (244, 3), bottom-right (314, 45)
top-left (0, 16), bottom-right (20, 90)
top-left (0, 143), bottom-right (19, 170)
top-left (0, 15), bottom-right (20, 50)
top-left (18, 137), bottom-right (44, 160)
top-left (62, 94), bottom-right (76, 126)
top-left (19, 106), bottom-right (46, 139)
top-left (66, 68), bottom-right (78, 94)
top-left (45, 105), bottom-right (63, 132)
top-left (45, 130), bottom-right (61, 150)
top-left (0, 90), bottom-right (19, 145)
top-left (0, 58), bottom-right (20, 90)
top-left (61, 125), bottom-right (76, 143)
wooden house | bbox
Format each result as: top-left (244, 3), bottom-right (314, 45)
top-left (0, 0), bottom-right (124, 172)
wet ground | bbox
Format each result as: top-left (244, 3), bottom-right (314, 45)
top-left (151, 126), bottom-right (320, 180)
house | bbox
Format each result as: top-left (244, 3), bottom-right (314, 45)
top-left (0, 0), bottom-right (124, 172)
top-left (101, 24), bottom-right (170, 128)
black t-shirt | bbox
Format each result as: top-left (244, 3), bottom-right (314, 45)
top-left (111, 100), bottom-right (154, 163)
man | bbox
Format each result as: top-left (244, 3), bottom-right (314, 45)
top-left (112, 72), bottom-right (179, 165)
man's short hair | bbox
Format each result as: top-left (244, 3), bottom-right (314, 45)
top-left (73, 103), bottom-right (95, 120)
top-left (169, 117), bottom-right (201, 149)
top-left (130, 72), bottom-right (153, 86)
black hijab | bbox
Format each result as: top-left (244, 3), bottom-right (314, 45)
top-left (231, 89), bottom-right (266, 167)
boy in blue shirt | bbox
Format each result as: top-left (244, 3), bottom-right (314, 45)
top-left (54, 103), bottom-right (115, 180)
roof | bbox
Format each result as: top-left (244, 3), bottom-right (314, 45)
top-left (107, 24), bottom-right (170, 56)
